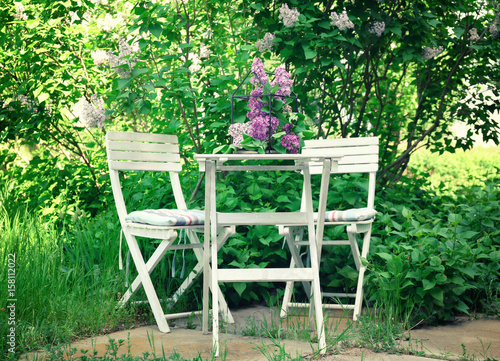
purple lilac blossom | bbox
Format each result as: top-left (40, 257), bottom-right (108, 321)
top-left (272, 67), bottom-right (293, 100)
top-left (250, 58), bottom-right (268, 86)
top-left (281, 133), bottom-right (300, 154)
top-left (250, 115), bottom-right (279, 141)
top-left (247, 87), bottom-right (268, 120)
top-left (282, 123), bottom-right (294, 134)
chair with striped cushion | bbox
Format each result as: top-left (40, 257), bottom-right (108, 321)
top-left (106, 131), bottom-right (234, 334)
top-left (279, 137), bottom-right (379, 321)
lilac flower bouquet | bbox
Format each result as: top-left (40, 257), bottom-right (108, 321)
top-left (222, 58), bottom-right (313, 154)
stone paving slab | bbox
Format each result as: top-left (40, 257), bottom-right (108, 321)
top-left (22, 306), bottom-right (500, 361)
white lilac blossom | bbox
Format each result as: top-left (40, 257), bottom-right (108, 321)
top-left (255, 32), bottom-right (275, 52)
top-left (107, 37), bottom-right (138, 78)
top-left (490, 15), bottom-right (499, 37)
top-left (187, 52), bottom-right (201, 72)
top-left (10, 95), bottom-right (38, 113)
top-left (330, 10), bottom-right (354, 31)
top-left (228, 122), bottom-right (252, 148)
top-left (278, 4), bottom-right (300, 27)
top-left (369, 21), bottom-right (385, 37)
top-left (200, 43), bottom-right (212, 58)
top-left (74, 96), bottom-right (106, 128)
top-left (91, 50), bottom-right (108, 65)
top-left (468, 28), bottom-right (480, 41)
top-left (423, 46), bottom-right (444, 60)
top-left (14, 2), bottom-right (28, 20)
top-left (97, 13), bottom-right (122, 31)
top-left (91, 0), bottom-right (108, 5)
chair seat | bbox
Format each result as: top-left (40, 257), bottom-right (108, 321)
top-left (125, 209), bottom-right (205, 226)
top-left (325, 207), bottom-right (377, 222)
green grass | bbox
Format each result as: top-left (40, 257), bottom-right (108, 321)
top-left (0, 207), bottom-right (140, 360)
top-left (408, 145), bottom-right (500, 197)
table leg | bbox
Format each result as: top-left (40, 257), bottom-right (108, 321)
top-left (303, 162), bottom-right (326, 354)
top-left (207, 160), bottom-right (220, 356)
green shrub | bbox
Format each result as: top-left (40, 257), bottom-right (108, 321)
top-left (365, 179), bottom-right (500, 325)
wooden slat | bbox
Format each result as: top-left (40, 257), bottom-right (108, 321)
top-left (217, 212), bottom-right (308, 226)
top-left (108, 150), bottom-right (181, 163)
top-left (309, 163), bottom-right (378, 174)
top-left (107, 141), bottom-right (179, 154)
top-left (216, 165), bottom-right (301, 172)
top-left (304, 137), bottom-right (379, 148)
top-left (109, 160), bottom-right (183, 172)
top-left (303, 145), bottom-right (379, 157)
top-left (218, 268), bottom-right (314, 282)
top-left (106, 131), bottom-right (178, 144)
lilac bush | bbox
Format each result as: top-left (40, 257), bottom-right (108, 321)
top-left (228, 57), bottom-right (312, 153)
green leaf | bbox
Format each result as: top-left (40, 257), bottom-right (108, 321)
top-left (389, 26), bottom-right (402, 37)
top-left (149, 23), bottom-right (163, 39)
top-left (277, 195), bottom-right (290, 203)
top-left (131, 68), bottom-right (149, 77)
top-left (117, 79), bottom-right (130, 90)
top-left (233, 282), bottom-right (246, 297)
top-left (302, 43), bottom-right (317, 60)
top-left (453, 27), bottom-right (465, 38)
top-left (430, 287), bottom-right (444, 304)
top-left (376, 252), bottom-right (393, 262)
top-left (422, 279), bottom-right (436, 290)
top-left (37, 93), bottom-right (50, 104)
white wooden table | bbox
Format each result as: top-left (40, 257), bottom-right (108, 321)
top-left (194, 153), bottom-right (338, 356)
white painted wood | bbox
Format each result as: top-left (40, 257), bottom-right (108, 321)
top-left (280, 137), bottom-right (379, 322)
top-left (109, 160), bottom-right (183, 172)
top-left (106, 131), bottom-right (234, 336)
top-left (108, 150), bottom-right (181, 163)
top-left (217, 212), bottom-right (308, 226)
top-left (107, 131), bottom-right (179, 143)
top-left (196, 154), bottom-right (333, 356)
top-left (218, 268), bottom-right (315, 282)
top-left (107, 141), bottom-right (180, 154)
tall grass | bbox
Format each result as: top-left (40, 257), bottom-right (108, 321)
top-left (0, 205), bottom-right (137, 360)
top-left (408, 145), bottom-right (500, 197)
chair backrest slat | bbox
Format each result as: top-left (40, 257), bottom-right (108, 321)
top-left (108, 160), bottom-right (183, 172)
top-left (106, 131), bottom-right (178, 144)
top-left (106, 131), bottom-right (182, 172)
top-left (105, 131), bottom-right (187, 222)
top-left (107, 141), bottom-right (179, 154)
top-left (303, 137), bottom-right (379, 209)
top-left (108, 150), bottom-right (181, 163)
top-left (303, 137), bottom-right (379, 175)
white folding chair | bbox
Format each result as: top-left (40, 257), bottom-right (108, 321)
top-left (280, 137), bottom-right (379, 321)
top-left (106, 131), bottom-right (234, 334)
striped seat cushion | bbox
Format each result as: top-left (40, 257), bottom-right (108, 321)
top-left (325, 208), bottom-right (377, 222)
top-left (125, 209), bottom-right (204, 226)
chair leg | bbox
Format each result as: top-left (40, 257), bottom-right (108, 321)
top-left (280, 226), bottom-right (311, 318)
top-left (124, 232), bottom-right (171, 333)
top-left (119, 239), bottom-right (173, 306)
top-left (347, 225), bottom-right (372, 321)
